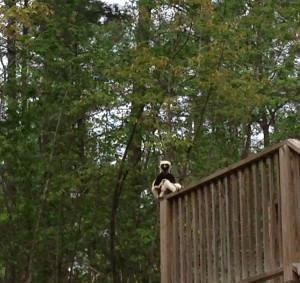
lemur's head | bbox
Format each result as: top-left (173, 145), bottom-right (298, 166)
top-left (160, 160), bottom-right (171, 173)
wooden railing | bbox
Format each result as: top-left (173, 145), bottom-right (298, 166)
top-left (160, 139), bottom-right (300, 283)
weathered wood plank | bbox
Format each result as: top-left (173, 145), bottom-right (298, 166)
top-left (260, 159), bottom-right (270, 273)
top-left (286, 139), bottom-right (300, 156)
top-left (239, 169), bottom-right (248, 279)
top-left (232, 173), bottom-right (241, 281)
top-left (191, 191), bottom-right (199, 283)
top-left (212, 183), bottom-right (219, 283)
top-left (245, 166), bottom-right (255, 276)
top-left (205, 186), bottom-right (213, 283)
top-left (219, 179), bottom-right (226, 283)
top-left (225, 176), bottom-right (233, 282)
top-left (160, 199), bottom-right (173, 283)
top-left (178, 197), bottom-right (185, 283)
top-left (292, 263), bottom-right (300, 277)
top-left (267, 156), bottom-right (277, 283)
top-left (274, 152), bottom-right (283, 269)
top-left (237, 267), bottom-right (284, 283)
top-left (197, 188), bottom-right (206, 283)
top-left (279, 145), bottom-right (300, 281)
top-left (185, 194), bottom-right (192, 283)
top-left (172, 200), bottom-right (180, 282)
top-left (253, 162), bottom-right (263, 274)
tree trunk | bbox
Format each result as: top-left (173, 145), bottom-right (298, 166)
top-left (3, 0), bottom-right (18, 281)
top-left (109, 2), bottom-right (151, 282)
top-left (260, 112), bottom-right (270, 147)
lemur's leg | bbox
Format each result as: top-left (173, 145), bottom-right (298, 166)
top-left (159, 179), bottom-right (181, 198)
top-left (158, 189), bottom-right (165, 198)
top-left (158, 180), bottom-right (168, 198)
top-left (151, 181), bottom-right (160, 198)
top-left (152, 188), bottom-right (159, 198)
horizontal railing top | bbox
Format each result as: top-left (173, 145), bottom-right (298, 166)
top-left (166, 138), bottom-right (300, 200)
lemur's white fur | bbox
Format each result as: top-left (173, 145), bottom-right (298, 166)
top-left (151, 180), bottom-right (182, 199)
top-left (151, 160), bottom-right (182, 199)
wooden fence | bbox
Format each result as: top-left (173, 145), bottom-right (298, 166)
top-left (160, 139), bottom-right (300, 283)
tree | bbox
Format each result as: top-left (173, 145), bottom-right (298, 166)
top-left (0, 0), bottom-right (299, 282)
top-left (0, 0), bottom-right (128, 281)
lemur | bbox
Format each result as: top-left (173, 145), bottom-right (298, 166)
top-left (151, 160), bottom-right (182, 199)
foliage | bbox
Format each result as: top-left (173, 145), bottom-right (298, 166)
top-left (0, 0), bottom-right (299, 282)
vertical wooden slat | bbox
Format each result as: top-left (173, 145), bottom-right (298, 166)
top-left (293, 153), bottom-right (300, 278)
top-left (260, 159), bottom-right (270, 273)
top-left (172, 200), bottom-right (180, 282)
top-left (178, 197), bottom-right (185, 283)
top-left (198, 189), bottom-right (206, 283)
top-left (245, 166), bottom-right (255, 276)
top-left (205, 186), bottom-right (213, 283)
top-left (274, 152), bottom-right (283, 268)
top-left (253, 162), bottom-right (263, 274)
top-left (271, 153), bottom-right (282, 283)
top-left (232, 173), bottom-right (241, 281)
top-left (239, 169), bottom-right (248, 279)
top-left (212, 183), bottom-right (219, 283)
top-left (267, 156), bottom-right (277, 281)
top-left (275, 152), bottom-right (284, 283)
top-left (225, 176), bottom-right (233, 282)
top-left (219, 179), bottom-right (226, 283)
top-left (191, 191), bottom-right (199, 283)
top-left (185, 195), bottom-right (192, 283)
top-left (160, 199), bottom-right (173, 283)
top-left (280, 145), bottom-right (300, 281)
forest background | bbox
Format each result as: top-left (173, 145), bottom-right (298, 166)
top-left (0, 0), bottom-right (299, 282)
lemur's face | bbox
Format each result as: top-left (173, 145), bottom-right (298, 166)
top-left (160, 163), bottom-right (170, 172)
top-left (160, 161), bottom-right (171, 173)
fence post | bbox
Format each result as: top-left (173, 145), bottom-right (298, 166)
top-left (279, 145), bottom-right (300, 282)
top-left (160, 199), bottom-right (173, 283)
